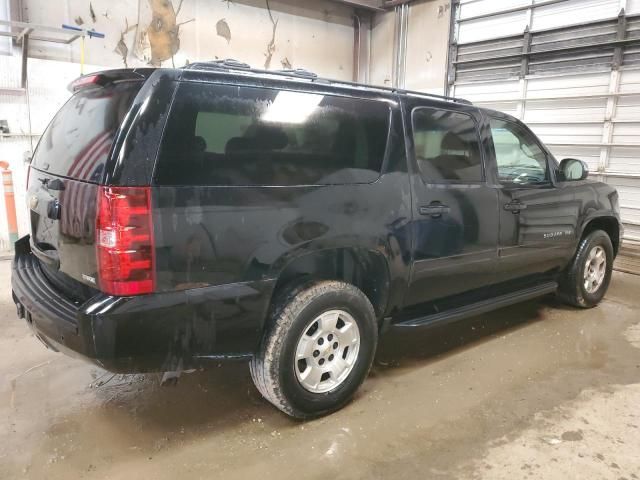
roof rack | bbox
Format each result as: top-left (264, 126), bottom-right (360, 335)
top-left (182, 59), bottom-right (472, 105)
top-left (185, 59), bottom-right (252, 71)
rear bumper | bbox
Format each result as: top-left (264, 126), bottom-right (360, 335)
top-left (12, 237), bottom-right (271, 372)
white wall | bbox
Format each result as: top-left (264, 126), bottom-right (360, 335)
top-left (0, 0), bottom-right (362, 249)
top-left (20, 0), bottom-right (356, 78)
top-left (0, 0), bottom-right (10, 55)
top-left (370, 7), bottom-right (395, 87)
top-left (0, 55), bottom-right (107, 249)
top-left (405, 0), bottom-right (450, 95)
top-left (369, 0), bottom-right (450, 94)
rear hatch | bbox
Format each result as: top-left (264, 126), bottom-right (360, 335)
top-left (27, 73), bottom-right (144, 301)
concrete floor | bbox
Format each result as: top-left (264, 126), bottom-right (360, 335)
top-left (1, 260), bottom-right (639, 480)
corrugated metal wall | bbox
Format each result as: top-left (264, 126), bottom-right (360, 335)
top-left (450, 0), bottom-right (640, 250)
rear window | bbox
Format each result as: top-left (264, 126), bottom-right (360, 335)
top-left (31, 81), bottom-right (141, 182)
top-left (154, 83), bottom-right (391, 186)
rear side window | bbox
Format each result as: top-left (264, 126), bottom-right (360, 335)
top-left (31, 82), bottom-right (141, 182)
top-left (411, 107), bottom-right (483, 183)
top-left (155, 83), bottom-right (391, 186)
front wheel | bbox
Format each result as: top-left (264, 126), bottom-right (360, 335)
top-left (558, 229), bottom-right (614, 308)
top-left (249, 281), bottom-right (378, 419)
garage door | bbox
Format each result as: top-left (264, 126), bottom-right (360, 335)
top-left (447, 0), bottom-right (640, 272)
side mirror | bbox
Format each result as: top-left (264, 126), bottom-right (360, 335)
top-left (558, 158), bottom-right (589, 181)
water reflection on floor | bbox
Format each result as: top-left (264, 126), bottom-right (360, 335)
top-left (1, 266), bottom-right (639, 480)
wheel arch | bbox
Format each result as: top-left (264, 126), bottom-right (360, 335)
top-left (268, 247), bottom-right (391, 321)
top-left (579, 215), bottom-right (620, 257)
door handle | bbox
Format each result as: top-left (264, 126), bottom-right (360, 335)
top-left (419, 203), bottom-right (450, 218)
top-left (504, 201), bottom-right (527, 213)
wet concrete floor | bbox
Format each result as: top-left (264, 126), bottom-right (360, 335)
top-left (1, 259), bottom-right (639, 479)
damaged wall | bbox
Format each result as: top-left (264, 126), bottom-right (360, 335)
top-left (0, 0), bottom-right (361, 247)
top-left (15, 0), bottom-right (357, 78)
top-left (12, 0), bottom-right (449, 87)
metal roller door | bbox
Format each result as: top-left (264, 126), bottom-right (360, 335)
top-left (447, 0), bottom-right (640, 272)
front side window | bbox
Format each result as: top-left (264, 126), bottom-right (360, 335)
top-left (489, 118), bottom-right (550, 186)
top-left (155, 83), bottom-right (390, 186)
top-left (411, 107), bottom-right (483, 183)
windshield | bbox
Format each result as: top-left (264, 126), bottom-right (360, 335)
top-left (31, 81), bottom-right (141, 182)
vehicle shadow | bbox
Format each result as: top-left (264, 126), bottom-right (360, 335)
top-left (374, 295), bottom-right (550, 371)
top-left (98, 296), bottom-right (550, 425)
top-left (37, 295), bottom-right (552, 459)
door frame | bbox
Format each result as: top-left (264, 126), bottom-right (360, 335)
top-left (400, 96), bottom-right (501, 305)
top-left (482, 110), bottom-right (577, 277)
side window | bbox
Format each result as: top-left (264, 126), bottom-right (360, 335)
top-left (155, 83), bottom-right (390, 186)
top-left (489, 118), bottom-right (550, 186)
top-left (411, 107), bottom-right (483, 183)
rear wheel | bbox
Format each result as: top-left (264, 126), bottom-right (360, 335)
top-left (249, 281), bottom-right (377, 419)
top-left (558, 229), bottom-right (614, 308)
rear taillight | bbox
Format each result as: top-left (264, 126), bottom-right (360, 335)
top-left (96, 186), bottom-right (155, 296)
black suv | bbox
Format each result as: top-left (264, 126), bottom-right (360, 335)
top-left (12, 62), bottom-right (622, 418)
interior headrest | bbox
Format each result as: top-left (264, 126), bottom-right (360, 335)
top-left (441, 131), bottom-right (467, 152)
top-left (246, 124), bottom-right (289, 150)
top-left (193, 135), bottom-right (207, 152)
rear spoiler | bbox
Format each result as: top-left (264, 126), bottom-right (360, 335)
top-left (67, 68), bottom-right (155, 92)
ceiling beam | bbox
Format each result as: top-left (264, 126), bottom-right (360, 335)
top-left (383, 0), bottom-right (414, 7)
top-left (327, 0), bottom-right (418, 11)
top-left (327, 0), bottom-right (386, 12)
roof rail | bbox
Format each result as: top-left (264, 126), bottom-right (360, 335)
top-left (328, 79), bottom-right (473, 105)
top-left (183, 60), bottom-right (330, 84)
top-left (396, 88), bottom-right (473, 106)
top-left (182, 60), bottom-right (472, 105)
top-left (185, 58), bottom-right (251, 71)
top-left (276, 68), bottom-right (318, 79)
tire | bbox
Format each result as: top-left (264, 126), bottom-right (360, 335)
top-left (249, 280), bottom-right (378, 419)
top-left (558, 229), bottom-right (614, 308)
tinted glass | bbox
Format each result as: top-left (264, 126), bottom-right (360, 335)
top-left (411, 107), bottom-right (483, 183)
top-left (31, 82), bottom-right (141, 182)
top-left (490, 118), bottom-right (549, 186)
top-left (155, 83), bottom-right (390, 186)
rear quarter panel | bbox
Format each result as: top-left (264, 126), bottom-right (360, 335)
top-left (151, 170), bottom-right (412, 299)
